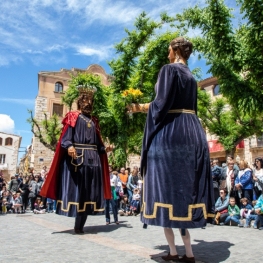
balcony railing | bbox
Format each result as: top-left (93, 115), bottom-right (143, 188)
top-left (250, 136), bottom-right (263, 148)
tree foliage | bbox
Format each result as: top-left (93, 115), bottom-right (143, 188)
top-left (27, 111), bottom-right (61, 152)
top-left (176, 0), bottom-right (263, 154)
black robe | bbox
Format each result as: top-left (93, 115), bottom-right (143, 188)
top-left (140, 63), bottom-right (215, 228)
top-left (56, 114), bottom-right (105, 217)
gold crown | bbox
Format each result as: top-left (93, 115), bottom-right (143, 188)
top-left (77, 85), bottom-right (97, 97)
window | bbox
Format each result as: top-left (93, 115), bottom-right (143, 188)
top-left (0, 154), bottom-right (6, 164)
top-left (213, 84), bottom-right (220, 96)
top-left (39, 158), bottom-right (44, 162)
top-left (5, 137), bottom-right (13, 146)
top-left (53, 103), bottom-right (64, 117)
top-left (0, 137), bottom-right (2, 145)
top-left (55, 82), bottom-right (63, 92)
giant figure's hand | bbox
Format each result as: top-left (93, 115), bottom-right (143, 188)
top-left (68, 146), bottom-right (77, 159)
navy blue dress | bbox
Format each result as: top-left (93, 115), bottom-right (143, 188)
top-left (140, 63), bottom-right (215, 228)
top-left (56, 114), bottom-right (105, 217)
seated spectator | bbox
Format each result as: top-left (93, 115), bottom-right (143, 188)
top-left (253, 193), bottom-right (263, 230)
top-left (1, 197), bottom-right (7, 214)
top-left (33, 197), bottom-right (46, 214)
top-left (244, 200), bottom-right (260, 228)
top-left (222, 197), bottom-right (241, 226)
top-left (235, 160), bottom-right (253, 205)
top-left (13, 192), bottom-right (23, 213)
top-left (214, 188), bottom-right (229, 225)
top-left (118, 195), bottom-right (131, 216)
top-left (240, 197), bottom-right (253, 220)
top-left (130, 188), bottom-right (140, 215)
top-left (3, 191), bottom-right (13, 212)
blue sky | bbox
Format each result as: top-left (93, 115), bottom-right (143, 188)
top-left (0, 0), bottom-right (240, 157)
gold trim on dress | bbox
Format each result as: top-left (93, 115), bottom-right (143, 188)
top-left (168, 109), bottom-right (195, 114)
top-left (57, 200), bottom-right (105, 212)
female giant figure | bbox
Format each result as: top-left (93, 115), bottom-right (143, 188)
top-left (130, 37), bottom-right (214, 263)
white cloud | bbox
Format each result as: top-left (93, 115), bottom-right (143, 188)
top-left (0, 114), bottom-right (15, 134)
top-left (0, 98), bottom-right (35, 107)
top-left (74, 45), bottom-right (112, 60)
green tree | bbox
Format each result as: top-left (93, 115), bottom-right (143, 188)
top-left (27, 111), bottom-right (61, 152)
top-left (176, 0), bottom-right (263, 155)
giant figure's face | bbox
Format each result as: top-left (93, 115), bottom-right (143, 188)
top-left (79, 94), bottom-right (94, 116)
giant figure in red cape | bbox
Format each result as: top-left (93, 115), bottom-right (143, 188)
top-left (40, 87), bottom-right (111, 234)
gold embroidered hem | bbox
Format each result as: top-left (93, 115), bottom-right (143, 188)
top-left (168, 109), bottom-right (195, 114)
top-left (57, 200), bottom-right (104, 212)
top-left (142, 201), bottom-right (214, 221)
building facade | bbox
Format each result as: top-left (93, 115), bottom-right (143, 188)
top-left (199, 77), bottom-right (263, 164)
top-left (0, 132), bottom-right (21, 180)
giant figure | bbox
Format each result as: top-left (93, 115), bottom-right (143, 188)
top-left (40, 85), bottom-right (111, 234)
top-left (129, 37), bottom-right (214, 263)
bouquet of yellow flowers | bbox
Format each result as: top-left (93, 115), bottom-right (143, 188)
top-left (121, 88), bottom-right (143, 103)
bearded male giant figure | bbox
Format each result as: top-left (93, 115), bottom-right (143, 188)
top-left (40, 85), bottom-right (111, 234)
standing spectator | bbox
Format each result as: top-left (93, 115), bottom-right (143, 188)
top-left (253, 157), bottom-right (263, 199)
top-left (8, 174), bottom-right (20, 193)
top-left (0, 171), bottom-right (3, 190)
top-left (224, 156), bottom-right (239, 173)
top-left (220, 160), bottom-right (238, 197)
top-left (28, 176), bottom-right (37, 212)
top-left (214, 188), bottom-right (229, 225)
top-left (119, 167), bottom-right (128, 196)
top-left (235, 160), bottom-right (254, 205)
top-left (18, 176), bottom-right (30, 213)
top-left (127, 168), bottom-right (138, 202)
top-left (40, 166), bottom-right (48, 180)
top-left (105, 171), bottom-right (119, 225)
top-left (212, 159), bottom-right (222, 202)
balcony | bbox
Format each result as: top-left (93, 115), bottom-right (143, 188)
top-left (250, 135), bottom-right (263, 148)
top-left (0, 163), bottom-right (8, 170)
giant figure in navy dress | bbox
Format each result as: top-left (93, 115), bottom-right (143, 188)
top-left (140, 62), bottom-right (215, 229)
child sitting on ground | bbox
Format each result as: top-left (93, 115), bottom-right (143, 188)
top-left (130, 188), bottom-right (140, 215)
top-left (240, 197), bottom-right (253, 219)
top-left (118, 195), bottom-right (131, 216)
top-left (2, 198), bottom-right (7, 214)
top-left (34, 197), bottom-right (46, 214)
top-left (222, 197), bottom-right (240, 226)
top-left (244, 200), bottom-right (259, 228)
top-left (13, 192), bottom-right (23, 213)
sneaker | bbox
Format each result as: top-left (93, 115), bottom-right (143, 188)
top-left (238, 224), bottom-right (243, 227)
top-left (219, 223), bottom-right (225, 226)
top-left (253, 225), bottom-right (258, 229)
top-left (258, 227), bottom-right (263, 230)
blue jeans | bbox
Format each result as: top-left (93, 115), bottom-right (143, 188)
top-left (127, 188), bottom-right (133, 203)
top-left (245, 214), bottom-right (259, 228)
top-left (105, 199), bottom-right (118, 223)
top-left (224, 215), bottom-right (240, 225)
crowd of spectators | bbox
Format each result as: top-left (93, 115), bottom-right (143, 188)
top-left (212, 156), bottom-right (263, 229)
top-left (1, 157), bottom-right (263, 230)
top-left (0, 165), bottom-right (143, 221)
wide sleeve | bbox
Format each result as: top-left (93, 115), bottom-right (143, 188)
top-left (61, 126), bottom-right (73, 149)
top-left (151, 65), bottom-right (177, 125)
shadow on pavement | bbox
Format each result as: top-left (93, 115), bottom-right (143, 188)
top-left (51, 221), bottom-right (132, 235)
top-left (151, 239), bottom-right (234, 263)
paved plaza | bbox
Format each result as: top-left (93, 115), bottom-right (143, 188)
top-left (0, 212), bottom-right (261, 263)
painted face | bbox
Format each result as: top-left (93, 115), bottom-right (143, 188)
top-left (79, 94), bottom-right (93, 116)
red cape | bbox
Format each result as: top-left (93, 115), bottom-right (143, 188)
top-left (40, 111), bottom-right (111, 200)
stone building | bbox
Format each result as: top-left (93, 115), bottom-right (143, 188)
top-left (0, 132), bottom-right (21, 180)
top-left (199, 77), bottom-right (263, 164)
top-left (30, 64), bottom-right (141, 171)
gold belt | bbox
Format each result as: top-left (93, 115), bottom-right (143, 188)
top-left (168, 109), bottom-right (195, 114)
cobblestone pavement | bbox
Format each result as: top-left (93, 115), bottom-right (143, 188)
top-left (0, 212), bottom-right (262, 263)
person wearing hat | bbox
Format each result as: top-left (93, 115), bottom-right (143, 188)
top-left (40, 84), bottom-right (111, 234)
